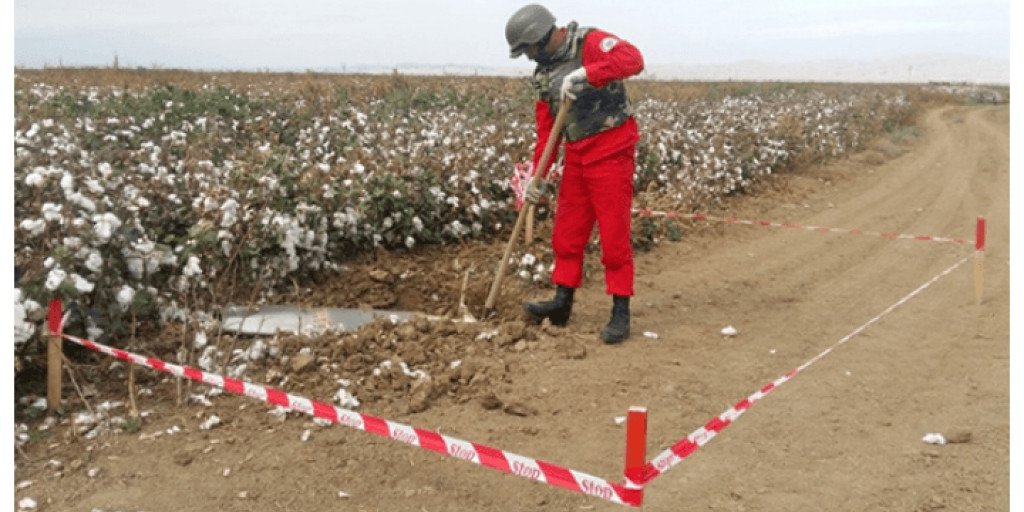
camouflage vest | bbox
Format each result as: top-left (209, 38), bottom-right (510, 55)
top-left (530, 22), bottom-right (631, 142)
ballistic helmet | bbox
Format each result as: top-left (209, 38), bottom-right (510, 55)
top-left (505, 4), bottom-right (556, 58)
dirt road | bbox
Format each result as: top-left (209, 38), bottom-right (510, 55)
top-left (15, 105), bottom-right (1009, 511)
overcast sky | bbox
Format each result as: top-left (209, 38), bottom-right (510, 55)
top-left (13, 0), bottom-right (1010, 73)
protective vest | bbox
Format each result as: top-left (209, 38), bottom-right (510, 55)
top-left (530, 22), bottom-right (631, 142)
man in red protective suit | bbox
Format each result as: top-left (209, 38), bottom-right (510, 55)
top-left (505, 4), bottom-right (644, 344)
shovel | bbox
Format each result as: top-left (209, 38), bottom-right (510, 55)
top-left (484, 98), bottom-right (573, 314)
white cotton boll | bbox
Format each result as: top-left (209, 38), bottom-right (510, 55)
top-left (412, 216), bottom-right (423, 232)
top-left (84, 251), bottom-right (103, 273)
top-left (19, 219), bottom-right (46, 237)
top-left (404, 236), bottom-right (415, 249)
top-left (202, 196), bottom-right (218, 212)
top-left (197, 346), bottom-right (219, 371)
top-left (45, 268), bottom-right (67, 291)
top-left (60, 173), bottom-right (75, 193)
top-left (116, 285), bottom-right (135, 310)
top-left (126, 257), bottom-right (144, 279)
top-left (25, 172), bottom-right (44, 187)
top-left (40, 203), bottom-right (63, 223)
top-left (220, 198), bottom-right (239, 227)
top-left (83, 178), bottom-right (104, 195)
top-left (14, 293), bottom-right (35, 346)
top-left (183, 256), bottom-right (203, 277)
top-left (92, 212), bottom-right (122, 241)
top-left (67, 192), bottom-right (97, 212)
top-left (521, 253), bottom-right (536, 266)
top-left (71, 274), bottom-right (95, 293)
top-left (246, 339), bottom-right (266, 361)
top-left (97, 162), bottom-right (113, 178)
top-left (189, 330), bottom-right (206, 349)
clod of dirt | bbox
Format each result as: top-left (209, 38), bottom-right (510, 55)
top-left (172, 450), bottom-right (196, 466)
top-left (555, 338), bottom-right (587, 360)
top-left (917, 495), bottom-right (946, 512)
top-left (406, 378), bottom-right (433, 414)
top-left (368, 269), bottom-right (394, 284)
top-left (479, 393), bottom-right (503, 410)
top-left (290, 353), bottom-right (316, 373)
top-left (503, 401), bottom-right (537, 417)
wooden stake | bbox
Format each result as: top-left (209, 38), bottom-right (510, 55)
top-left (128, 309), bottom-right (140, 418)
top-left (46, 299), bottom-right (64, 412)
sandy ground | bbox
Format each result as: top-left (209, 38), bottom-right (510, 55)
top-left (13, 104), bottom-right (1009, 511)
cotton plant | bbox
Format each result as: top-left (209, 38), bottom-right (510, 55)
top-left (14, 75), bottom-right (917, 358)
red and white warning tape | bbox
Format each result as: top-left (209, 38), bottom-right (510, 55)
top-left (625, 254), bottom-right (970, 486)
top-left (44, 211), bottom-right (979, 502)
top-left (632, 209), bottom-right (970, 246)
top-left (49, 309), bottom-right (641, 506)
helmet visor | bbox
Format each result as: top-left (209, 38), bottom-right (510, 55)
top-left (509, 43), bottom-right (530, 58)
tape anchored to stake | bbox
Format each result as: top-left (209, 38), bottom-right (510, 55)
top-left (627, 254), bottom-right (971, 486)
top-left (632, 209), bottom-right (970, 246)
top-left (46, 301), bottom-right (641, 507)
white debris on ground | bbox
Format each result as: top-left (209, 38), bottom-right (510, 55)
top-left (199, 415), bottom-right (221, 430)
top-left (476, 329), bottom-right (499, 341)
top-left (922, 433), bottom-right (947, 445)
top-left (614, 416), bottom-right (627, 426)
top-left (721, 325), bottom-right (738, 337)
top-left (642, 331), bottom-right (659, 339)
top-left (191, 394), bottom-right (214, 407)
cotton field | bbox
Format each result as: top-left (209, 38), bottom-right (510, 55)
top-left (14, 69), bottom-right (943, 354)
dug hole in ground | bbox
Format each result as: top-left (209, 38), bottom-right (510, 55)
top-left (14, 105), bottom-right (1009, 511)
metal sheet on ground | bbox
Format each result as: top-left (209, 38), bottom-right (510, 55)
top-left (220, 305), bottom-right (416, 335)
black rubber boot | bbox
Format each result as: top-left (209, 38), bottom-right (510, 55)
top-left (523, 285), bottom-right (575, 326)
top-left (600, 295), bottom-right (631, 344)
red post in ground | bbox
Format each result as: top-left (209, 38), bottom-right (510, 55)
top-left (47, 298), bottom-right (64, 411)
top-left (623, 406), bottom-right (648, 507)
top-left (974, 216), bottom-right (986, 306)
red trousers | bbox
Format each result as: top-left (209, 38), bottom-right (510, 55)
top-left (550, 144), bottom-right (635, 296)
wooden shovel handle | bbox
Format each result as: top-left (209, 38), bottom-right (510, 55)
top-left (484, 98), bottom-right (573, 313)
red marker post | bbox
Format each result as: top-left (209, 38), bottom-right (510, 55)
top-left (623, 406), bottom-right (648, 507)
top-left (47, 298), bottom-right (64, 411)
top-left (974, 216), bottom-right (986, 306)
